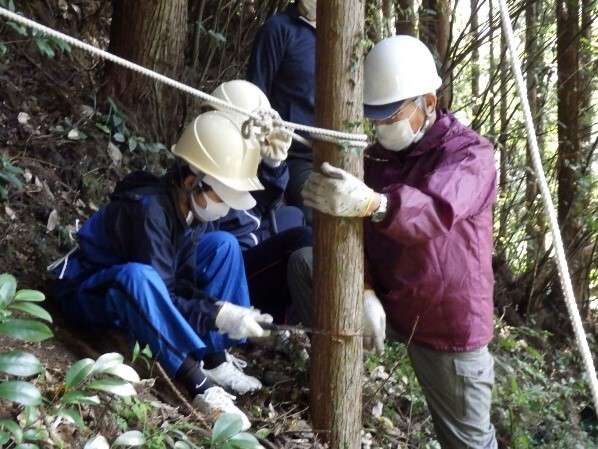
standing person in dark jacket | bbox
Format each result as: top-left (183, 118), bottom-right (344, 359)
top-left (208, 80), bottom-right (314, 327)
top-left (51, 111), bottom-right (285, 430)
top-left (302, 35), bottom-right (498, 448)
top-left (247, 0), bottom-right (317, 224)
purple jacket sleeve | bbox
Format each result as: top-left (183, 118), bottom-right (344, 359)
top-left (377, 142), bottom-right (496, 245)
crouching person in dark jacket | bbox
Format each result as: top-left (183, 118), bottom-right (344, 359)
top-left (207, 80), bottom-right (314, 327)
top-left (51, 111), bottom-right (280, 430)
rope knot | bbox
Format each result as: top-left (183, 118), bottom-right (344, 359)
top-left (241, 107), bottom-right (281, 141)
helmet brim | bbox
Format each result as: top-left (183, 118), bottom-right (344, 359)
top-left (363, 99), bottom-right (405, 120)
top-left (203, 175), bottom-right (256, 211)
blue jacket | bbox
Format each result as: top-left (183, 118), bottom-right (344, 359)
top-left (210, 161), bottom-right (289, 249)
top-left (246, 2), bottom-right (315, 161)
top-left (56, 171), bottom-right (219, 334)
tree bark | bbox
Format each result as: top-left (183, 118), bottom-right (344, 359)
top-left (419, 0), bottom-right (452, 107)
top-left (556, 0), bottom-right (583, 303)
top-left (102, 0), bottom-right (187, 146)
top-left (309, 1), bottom-right (365, 447)
top-left (497, 20), bottom-right (508, 243)
top-left (470, 0), bottom-right (480, 117)
top-left (396, 0), bottom-right (416, 36)
top-left (524, 0), bottom-right (546, 315)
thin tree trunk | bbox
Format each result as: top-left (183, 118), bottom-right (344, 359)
top-left (419, 0), bottom-right (452, 107)
top-left (309, 1), bottom-right (365, 447)
top-left (556, 0), bottom-right (583, 302)
top-left (366, 0), bottom-right (393, 39)
top-left (577, 0), bottom-right (596, 315)
top-left (366, 0), bottom-right (383, 42)
top-left (470, 0), bottom-right (480, 117)
top-left (488, 0), bottom-right (496, 140)
top-left (102, 0), bottom-right (187, 145)
top-left (396, 0), bottom-right (416, 36)
top-left (497, 19), bottom-right (508, 243)
top-left (523, 0), bottom-right (547, 315)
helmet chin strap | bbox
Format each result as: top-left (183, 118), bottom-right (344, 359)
top-left (418, 96), bottom-right (430, 131)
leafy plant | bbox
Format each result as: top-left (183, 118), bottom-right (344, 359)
top-left (96, 98), bottom-right (168, 155)
top-left (0, 273), bottom-right (265, 448)
top-left (0, 154), bottom-right (23, 203)
top-left (491, 320), bottom-right (597, 448)
top-left (0, 273), bottom-right (140, 447)
top-left (0, 0), bottom-right (71, 59)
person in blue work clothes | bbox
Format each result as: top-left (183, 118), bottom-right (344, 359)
top-left (247, 0), bottom-right (317, 225)
top-left (208, 80), bottom-right (315, 327)
top-left (51, 110), bottom-right (285, 430)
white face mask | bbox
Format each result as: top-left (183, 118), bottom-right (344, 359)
top-left (189, 191), bottom-right (230, 222)
top-left (374, 101), bottom-right (426, 152)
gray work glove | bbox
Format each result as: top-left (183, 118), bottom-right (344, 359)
top-left (302, 162), bottom-right (374, 217)
top-left (215, 301), bottom-right (273, 340)
top-left (364, 290), bottom-right (386, 355)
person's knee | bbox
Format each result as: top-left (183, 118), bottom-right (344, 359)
top-left (199, 231), bottom-right (243, 259)
top-left (115, 263), bottom-right (169, 302)
top-left (287, 247), bottom-right (313, 326)
top-left (118, 263), bottom-right (161, 288)
top-left (288, 246), bottom-right (313, 272)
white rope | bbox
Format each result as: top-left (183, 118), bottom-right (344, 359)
top-left (0, 7), bottom-right (367, 149)
top-left (498, 0), bottom-right (598, 411)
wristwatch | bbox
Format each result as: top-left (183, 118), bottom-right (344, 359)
top-left (371, 194), bottom-right (388, 223)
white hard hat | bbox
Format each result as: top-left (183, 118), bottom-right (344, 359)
top-left (172, 111), bottom-right (264, 201)
top-left (210, 79), bottom-right (270, 127)
top-left (363, 35), bottom-right (442, 120)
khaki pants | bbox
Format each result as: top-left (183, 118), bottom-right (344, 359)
top-left (389, 329), bottom-right (498, 449)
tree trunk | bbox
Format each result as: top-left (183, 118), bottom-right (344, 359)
top-left (102, 0), bottom-right (187, 146)
top-left (309, 1), bottom-right (365, 447)
top-left (470, 0), bottom-right (480, 117)
top-left (366, 0), bottom-right (383, 42)
top-left (523, 0), bottom-right (547, 315)
top-left (576, 0), bottom-right (596, 315)
top-left (366, 0), bottom-right (395, 39)
top-left (556, 0), bottom-right (583, 302)
top-left (396, 0), bottom-right (416, 36)
top-left (497, 22), bottom-right (508, 243)
top-left (488, 0), bottom-right (497, 140)
top-left (419, 0), bottom-right (452, 107)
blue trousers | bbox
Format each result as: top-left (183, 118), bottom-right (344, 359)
top-left (54, 231), bottom-right (249, 378)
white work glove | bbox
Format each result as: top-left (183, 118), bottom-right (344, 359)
top-left (215, 301), bottom-right (273, 340)
top-left (363, 290), bottom-right (386, 355)
top-left (302, 162), bottom-right (374, 217)
top-left (261, 127), bottom-right (292, 167)
top-left (254, 108), bottom-right (291, 167)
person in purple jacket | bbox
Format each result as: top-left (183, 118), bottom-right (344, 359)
top-left (302, 35), bottom-right (498, 449)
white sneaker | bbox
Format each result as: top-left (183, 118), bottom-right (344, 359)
top-left (192, 386), bottom-right (251, 430)
top-left (202, 352), bottom-right (262, 395)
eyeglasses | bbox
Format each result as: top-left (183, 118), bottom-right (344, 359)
top-left (373, 98), bottom-right (417, 125)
